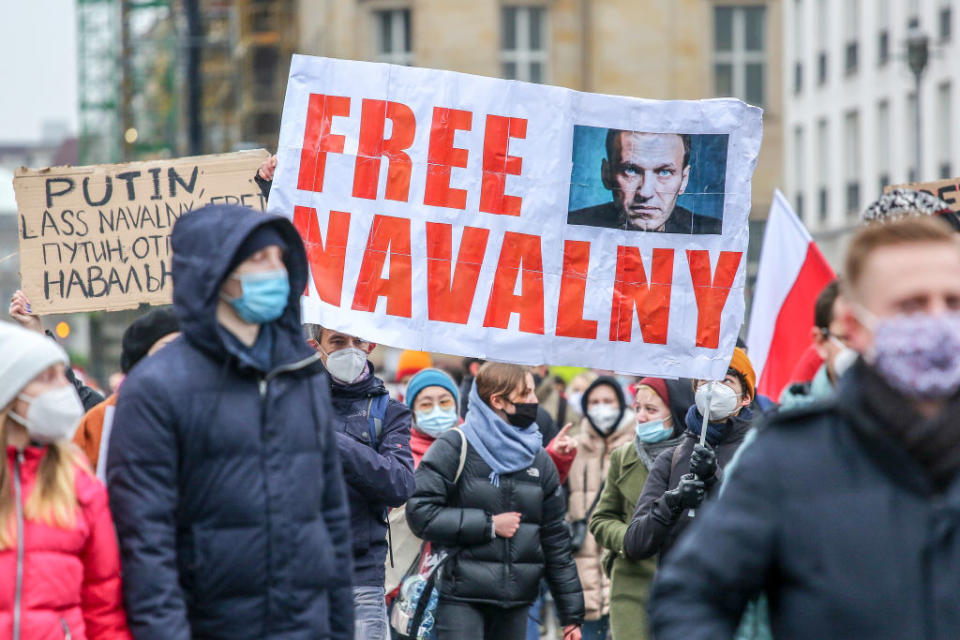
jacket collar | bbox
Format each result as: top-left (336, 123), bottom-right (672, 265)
top-left (328, 361), bottom-right (387, 399)
top-left (170, 205), bottom-right (317, 372)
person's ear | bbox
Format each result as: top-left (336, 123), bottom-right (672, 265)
top-left (363, 342), bottom-right (376, 355)
top-left (306, 339), bottom-right (320, 351)
top-left (837, 298), bottom-right (870, 355)
top-left (489, 393), bottom-right (508, 412)
top-left (601, 158), bottom-right (614, 191)
top-left (679, 165), bottom-right (691, 195)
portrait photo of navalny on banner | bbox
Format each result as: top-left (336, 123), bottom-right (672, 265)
top-left (567, 126), bottom-right (728, 235)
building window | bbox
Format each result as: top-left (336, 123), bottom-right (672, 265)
top-left (938, 82), bottom-right (952, 179)
top-left (793, 0), bottom-right (804, 93)
top-left (907, 92), bottom-right (918, 182)
top-left (941, 0), bottom-right (954, 42)
top-left (877, 0), bottom-right (890, 66)
top-left (713, 6), bottom-right (766, 105)
top-left (818, 188), bottom-right (828, 221)
top-left (878, 31), bottom-right (890, 66)
top-left (844, 111), bottom-right (860, 216)
top-left (816, 0), bottom-right (828, 85)
top-left (501, 6), bottom-right (548, 83)
top-left (878, 174), bottom-right (890, 193)
top-left (845, 43), bottom-right (858, 75)
top-left (844, 0), bottom-right (859, 75)
top-left (817, 118), bottom-right (829, 223)
top-left (877, 99), bottom-right (891, 192)
top-left (252, 46), bottom-right (280, 102)
top-left (373, 9), bottom-right (412, 66)
top-left (794, 125), bottom-right (806, 220)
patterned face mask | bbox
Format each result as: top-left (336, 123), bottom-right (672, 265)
top-left (859, 308), bottom-right (960, 399)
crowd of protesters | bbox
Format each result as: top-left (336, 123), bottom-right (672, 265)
top-left (3, 156), bottom-right (960, 640)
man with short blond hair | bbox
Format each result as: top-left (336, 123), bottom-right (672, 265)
top-left (650, 215), bottom-right (960, 639)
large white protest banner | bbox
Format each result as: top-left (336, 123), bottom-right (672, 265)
top-left (269, 55), bottom-right (762, 379)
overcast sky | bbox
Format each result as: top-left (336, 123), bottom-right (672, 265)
top-left (0, 0), bottom-right (78, 144)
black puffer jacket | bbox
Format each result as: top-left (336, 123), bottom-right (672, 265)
top-left (406, 429), bottom-right (585, 626)
top-left (623, 406), bottom-right (753, 561)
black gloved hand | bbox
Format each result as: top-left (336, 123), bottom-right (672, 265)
top-left (663, 474), bottom-right (706, 515)
top-left (689, 443), bottom-right (718, 481)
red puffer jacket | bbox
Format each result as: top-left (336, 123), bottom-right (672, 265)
top-left (0, 446), bottom-right (131, 640)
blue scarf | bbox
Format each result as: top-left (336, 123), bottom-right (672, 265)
top-left (461, 382), bottom-right (543, 486)
top-left (684, 404), bottom-right (753, 447)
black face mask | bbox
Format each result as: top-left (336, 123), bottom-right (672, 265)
top-left (505, 402), bottom-right (539, 429)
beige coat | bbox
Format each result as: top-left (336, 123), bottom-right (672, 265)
top-left (565, 412), bottom-right (636, 621)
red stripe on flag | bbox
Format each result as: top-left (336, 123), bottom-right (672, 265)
top-left (756, 242), bottom-right (835, 400)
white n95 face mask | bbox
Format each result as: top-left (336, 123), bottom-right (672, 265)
top-left (10, 386), bottom-right (84, 444)
top-left (694, 381), bottom-right (741, 422)
top-left (588, 404), bottom-right (620, 433)
top-left (322, 347), bottom-right (368, 383)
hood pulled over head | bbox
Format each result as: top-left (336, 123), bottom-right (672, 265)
top-left (170, 204), bottom-right (311, 364)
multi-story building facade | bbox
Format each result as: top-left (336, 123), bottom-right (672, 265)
top-left (784, 0), bottom-right (959, 264)
top-left (295, 0), bottom-right (783, 229)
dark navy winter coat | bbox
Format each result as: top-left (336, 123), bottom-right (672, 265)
top-left (651, 363), bottom-right (960, 639)
top-left (327, 363), bottom-right (414, 586)
top-left (107, 205), bottom-right (354, 640)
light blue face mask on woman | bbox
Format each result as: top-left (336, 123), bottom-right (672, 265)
top-left (635, 418), bottom-right (672, 443)
top-left (415, 407), bottom-right (458, 437)
top-left (224, 269), bottom-right (290, 324)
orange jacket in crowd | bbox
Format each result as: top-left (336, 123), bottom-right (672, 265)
top-left (73, 393), bottom-right (117, 472)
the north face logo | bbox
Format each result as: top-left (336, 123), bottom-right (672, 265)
top-left (527, 468), bottom-right (540, 478)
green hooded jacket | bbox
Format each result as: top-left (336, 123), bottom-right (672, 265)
top-left (588, 440), bottom-right (665, 640)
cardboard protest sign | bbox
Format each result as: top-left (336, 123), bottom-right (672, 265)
top-left (14, 149), bottom-right (269, 314)
top-left (269, 56), bottom-right (762, 379)
top-left (885, 177), bottom-right (960, 212)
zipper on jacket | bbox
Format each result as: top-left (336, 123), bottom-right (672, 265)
top-left (258, 352), bottom-right (321, 401)
top-left (265, 352), bottom-right (323, 385)
top-left (13, 450), bottom-right (25, 640)
top-left (61, 618), bottom-right (73, 640)
top-left (255, 352), bottom-right (321, 623)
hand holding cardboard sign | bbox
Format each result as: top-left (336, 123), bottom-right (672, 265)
top-left (8, 290), bottom-right (42, 334)
top-left (258, 155), bottom-right (278, 181)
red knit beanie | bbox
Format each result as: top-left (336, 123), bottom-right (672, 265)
top-left (636, 377), bottom-right (670, 407)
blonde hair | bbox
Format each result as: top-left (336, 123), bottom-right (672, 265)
top-left (0, 406), bottom-right (87, 550)
top-left (844, 216), bottom-right (959, 299)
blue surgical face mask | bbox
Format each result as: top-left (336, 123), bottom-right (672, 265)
top-left (635, 418), bottom-right (672, 443)
top-left (223, 268), bottom-right (290, 324)
top-left (415, 407), bottom-right (458, 437)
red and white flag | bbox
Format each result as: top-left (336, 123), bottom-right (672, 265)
top-left (747, 190), bottom-right (835, 400)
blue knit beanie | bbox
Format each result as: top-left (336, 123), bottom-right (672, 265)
top-left (405, 368), bottom-right (459, 409)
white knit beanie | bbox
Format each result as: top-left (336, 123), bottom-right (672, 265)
top-left (0, 321), bottom-right (69, 410)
